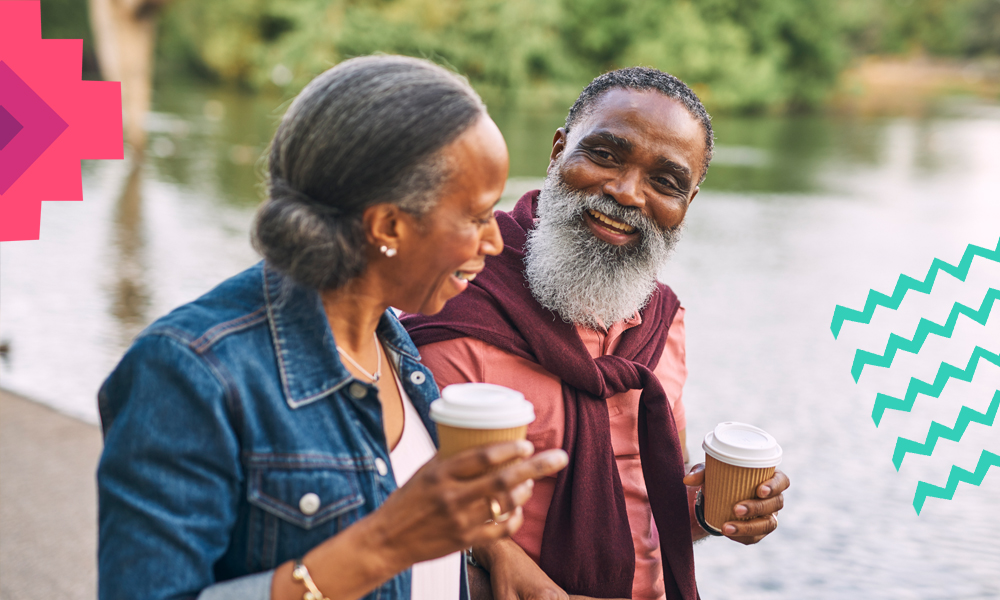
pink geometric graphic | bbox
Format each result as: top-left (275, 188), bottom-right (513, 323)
top-left (0, 1), bottom-right (123, 241)
top-left (0, 61), bottom-right (69, 194)
top-left (0, 106), bottom-right (22, 151)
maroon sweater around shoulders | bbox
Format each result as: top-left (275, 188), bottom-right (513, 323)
top-left (403, 191), bottom-right (698, 600)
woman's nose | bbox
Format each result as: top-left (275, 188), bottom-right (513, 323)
top-left (480, 217), bottom-right (503, 256)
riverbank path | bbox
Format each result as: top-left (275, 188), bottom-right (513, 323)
top-left (0, 389), bottom-right (100, 599)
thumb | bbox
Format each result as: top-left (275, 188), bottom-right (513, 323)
top-left (683, 462), bottom-right (705, 487)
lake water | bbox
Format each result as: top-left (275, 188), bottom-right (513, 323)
top-left (2, 83), bottom-right (999, 598)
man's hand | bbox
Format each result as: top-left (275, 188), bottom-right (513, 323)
top-left (469, 538), bottom-right (628, 600)
top-left (683, 463), bottom-right (789, 545)
top-left (471, 537), bottom-right (567, 600)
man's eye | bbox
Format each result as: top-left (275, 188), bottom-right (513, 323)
top-left (592, 149), bottom-right (613, 160)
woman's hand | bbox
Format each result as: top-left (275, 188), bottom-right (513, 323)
top-left (683, 463), bottom-right (789, 545)
top-left (372, 440), bottom-right (569, 571)
top-left (272, 440), bottom-right (567, 600)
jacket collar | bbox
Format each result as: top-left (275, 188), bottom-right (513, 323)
top-left (262, 263), bottom-right (420, 409)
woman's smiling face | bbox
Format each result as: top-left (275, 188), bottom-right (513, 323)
top-left (388, 114), bottom-right (509, 315)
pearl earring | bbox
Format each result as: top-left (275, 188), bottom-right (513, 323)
top-left (379, 245), bottom-right (397, 258)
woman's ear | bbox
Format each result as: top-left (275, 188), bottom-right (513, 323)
top-left (363, 203), bottom-right (403, 256)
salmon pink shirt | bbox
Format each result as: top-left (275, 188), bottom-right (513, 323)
top-left (419, 308), bottom-right (688, 600)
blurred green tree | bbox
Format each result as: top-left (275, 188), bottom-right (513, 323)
top-left (40, 0), bottom-right (1000, 113)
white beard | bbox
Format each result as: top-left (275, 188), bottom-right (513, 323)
top-left (524, 169), bottom-right (681, 330)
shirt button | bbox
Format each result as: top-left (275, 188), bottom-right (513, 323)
top-left (299, 493), bottom-right (321, 516)
top-left (375, 457), bottom-right (389, 477)
top-left (348, 382), bottom-right (367, 399)
top-left (409, 371), bottom-right (426, 385)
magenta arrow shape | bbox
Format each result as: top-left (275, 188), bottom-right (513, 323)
top-left (0, 106), bottom-right (21, 151)
top-left (0, 61), bottom-right (68, 195)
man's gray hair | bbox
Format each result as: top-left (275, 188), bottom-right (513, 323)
top-left (252, 55), bottom-right (486, 290)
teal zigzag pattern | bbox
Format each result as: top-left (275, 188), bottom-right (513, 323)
top-left (872, 346), bottom-right (1000, 426)
top-left (892, 390), bottom-right (1000, 469)
top-left (851, 288), bottom-right (1000, 382)
top-left (830, 238), bottom-right (1000, 339)
top-left (913, 450), bottom-right (1000, 515)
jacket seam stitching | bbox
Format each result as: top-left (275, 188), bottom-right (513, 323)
top-left (190, 308), bottom-right (268, 353)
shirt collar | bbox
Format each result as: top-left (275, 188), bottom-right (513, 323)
top-left (262, 263), bottom-right (422, 409)
top-left (591, 310), bottom-right (643, 333)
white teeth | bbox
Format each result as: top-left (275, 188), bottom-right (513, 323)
top-left (587, 209), bottom-right (635, 234)
top-left (454, 272), bottom-right (477, 282)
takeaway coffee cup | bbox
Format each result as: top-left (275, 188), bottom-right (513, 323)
top-left (700, 422), bottom-right (783, 534)
top-left (430, 383), bottom-right (536, 461)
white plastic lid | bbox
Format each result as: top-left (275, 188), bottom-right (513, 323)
top-left (430, 383), bottom-right (536, 429)
top-left (702, 422), bottom-right (782, 468)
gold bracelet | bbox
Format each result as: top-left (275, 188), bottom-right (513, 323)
top-left (292, 558), bottom-right (330, 600)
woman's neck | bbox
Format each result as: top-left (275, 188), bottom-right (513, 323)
top-left (320, 277), bottom-right (389, 356)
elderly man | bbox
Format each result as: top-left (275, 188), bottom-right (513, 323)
top-left (404, 67), bottom-right (788, 600)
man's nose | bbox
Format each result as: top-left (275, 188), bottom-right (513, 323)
top-left (602, 169), bottom-right (644, 209)
top-left (480, 217), bottom-right (504, 256)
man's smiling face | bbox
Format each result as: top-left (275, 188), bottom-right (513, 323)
top-left (524, 87), bottom-right (708, 329)
top-left (549, 88), bottom-right (706, 244)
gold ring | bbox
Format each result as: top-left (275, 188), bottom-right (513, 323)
top-left (488, 498), bottom-right (507, 523)
top-left (489, 498), bottom-right (503, 521)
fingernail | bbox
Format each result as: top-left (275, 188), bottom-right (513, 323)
top-left (516, 440), bottom-right (533, 455)
top-left (723, 524), bottom-right (736, 535)
top-left (760, 485), bottom-right (771, 496)
top-left (526, 478), bottom-right (534, 489)
top-left (734, 504), bottom-right (747, 516)
top-left (551, 450), bottom-right (569, 467)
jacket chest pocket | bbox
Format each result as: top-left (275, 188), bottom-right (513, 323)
top-left (246, 464), bottom-right (368, 571)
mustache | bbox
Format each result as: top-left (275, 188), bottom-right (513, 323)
top-left (547, 181), bottom-right (673, 237)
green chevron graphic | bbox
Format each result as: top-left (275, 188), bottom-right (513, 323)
top-left (872, 346), bottom-right (1000, 426)
top-left (851, 288), bottom-right (1000, 382)
top-left (830, 239), bottom-right (1000, 339)
top-left (892, 390), bottom-right (1000, 469)
top-left (913, 449), bottom-right (1000, 515)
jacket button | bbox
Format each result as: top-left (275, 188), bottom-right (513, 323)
top-left (375, 457), bottom-right (389, 477)
top-left (348, 382), bottom-right (367, 399)
top-left (299, 493), bottom-right (321, 516)
top-left (409, 371), bottom-right (426, 385)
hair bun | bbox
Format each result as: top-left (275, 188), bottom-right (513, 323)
top-left (268, 177), bottom-right (342, 217)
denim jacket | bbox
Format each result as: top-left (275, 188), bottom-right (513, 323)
top-left (97, 262), bottom-right (466, 600)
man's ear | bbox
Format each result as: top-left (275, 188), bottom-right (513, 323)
top-left (688, 186), bottom-right (699, 206)
top-left (547, 128), bottom-right (568, 174)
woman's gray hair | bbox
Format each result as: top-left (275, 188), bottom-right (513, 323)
top-left (252, 55), bottom-right (486, 290)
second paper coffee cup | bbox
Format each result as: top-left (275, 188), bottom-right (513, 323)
top-left (701, 422), bottom-right (782, 533)
top-left (430, 383), bottom-right (536, 461)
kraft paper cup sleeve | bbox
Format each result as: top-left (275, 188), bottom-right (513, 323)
top-left (701, 422), bottom-right (782, 531)
top-left (431, 383), bottom-right (535, 465)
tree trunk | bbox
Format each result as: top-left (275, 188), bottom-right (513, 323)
top-left (88, 0), bottom-right (166, 156)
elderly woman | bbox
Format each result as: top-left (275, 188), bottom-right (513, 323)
top-left (97, 56), bottom-right (568, 600)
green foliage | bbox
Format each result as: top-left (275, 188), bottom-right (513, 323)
top-left (838, 0), bottom-right (1000, 57)
top-left (38, 0), bottom-right (99, 77)
top-left (156, 0), bottom-right (843, 112)
top-left (149, 0), bottom-right (1000, 113)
